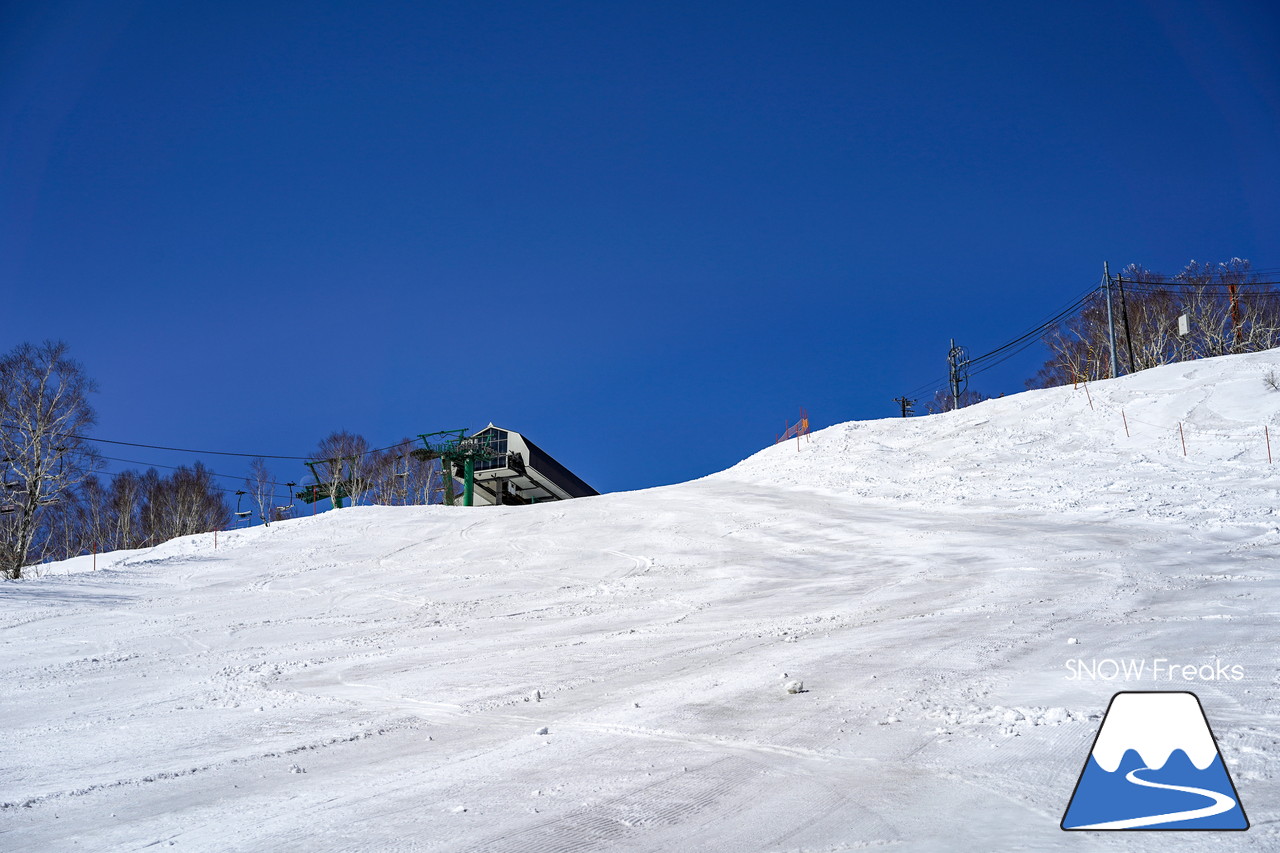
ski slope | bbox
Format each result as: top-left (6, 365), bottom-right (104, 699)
top-left (4, 350), bottom-right (1280, 851)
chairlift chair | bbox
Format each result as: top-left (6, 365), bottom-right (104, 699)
top-left (275, 483), bottom-right (297, 517)
top-left (233, 490), bottom-right (253, 525)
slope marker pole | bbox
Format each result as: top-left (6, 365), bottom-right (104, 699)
top-left (1179, 422), bottom-right (1187, 456)
top-left (1121, 409), bottom-right (1129, 438)
top-left (1083, 382), bottom-right (1094, 411)
top-left (1266, 426), bottom-right (1272, 465)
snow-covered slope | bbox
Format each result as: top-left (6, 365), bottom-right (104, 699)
top-left (4, 351), bottom-right (1279, 851)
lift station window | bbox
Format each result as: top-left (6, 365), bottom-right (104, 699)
top-left (473, 428), bottom-right (509, 472)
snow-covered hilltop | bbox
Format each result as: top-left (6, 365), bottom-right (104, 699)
top-left (718, 347), bottom-right (1280, 528)
top-left (3, 350), bottom-right (1279, 852)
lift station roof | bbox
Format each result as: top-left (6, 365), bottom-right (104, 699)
top-left (462, 425), bottom-right (598, 506)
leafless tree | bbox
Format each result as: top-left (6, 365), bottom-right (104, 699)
top-left (0, 341), bottom-right (101, 579)
top-left (63, 467), bottom-right (225, 553)
top-left (311, 431), bottom-right (372, 508)
top-left (1171, 258), bottom-right (1280, 359)
top-left (1030, 259), bottom-right (1280, 389)
top-left (366, 438), bottom-right (440, 506)
top-left (244, 458), bottom-right (275, 526)
top-left (108, 470), bottom-right (144, 551)
top-left (924, 388), bottom-right (989, 414)
top-left (79, 476), bottom-right (107, 551)
top-left (137, 464), bottom-right (229, 543)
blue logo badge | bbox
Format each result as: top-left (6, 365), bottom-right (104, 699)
top-left (1062, 691), bottom-right (1248, 830)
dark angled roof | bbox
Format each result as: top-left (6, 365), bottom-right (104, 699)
top-left (518, 431), bottom-right (598, 498)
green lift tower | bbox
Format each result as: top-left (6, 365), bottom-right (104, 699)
top-left (412, 430), bottom-right (497, 507)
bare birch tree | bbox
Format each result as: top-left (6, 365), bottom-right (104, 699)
top-left (1031, 259), bottom-right (1280, 388)
top-left (311, 432), bottom-right (371, 508)
top-left (0, 341), bottom-right (101, 579)
top-left (138, 464), bottom-right (228, 542)
top-left (108, 470), bottom-right (143, 551)
top-left (244, 458), bottom-right (275, 526)
top-left (366, 439), bottom-right (439, 506)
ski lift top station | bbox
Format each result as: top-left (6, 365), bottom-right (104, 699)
top-left (295, 425), bottom-right (598, 509)
top-left (419, 425), bottom-right (598, 507)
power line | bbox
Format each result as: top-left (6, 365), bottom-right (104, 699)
top-left (1115, 277), bottom-right (1280, 288)
top-left (8, 425), bottom-right (426, 464)
top-left (956, 271), bottom-right (1279, 388)
top-left (3, 418), bottom-right (435, 505)
top-left (903, 374), bottom-right (952, 399)
top-left (915, 291), bottom-right (1095, 403)
top-left (965, 289), bottom-right (1095, 369)
top-left (1118, 284), bottom-right (1280, 296)
top-left (93, 455), bottom-right (297, 492)
top-left (968, 334), bottom-right (1051, 379)
top-left (71, 434), bottom-right (310, 460)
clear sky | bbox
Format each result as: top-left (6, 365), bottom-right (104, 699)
top-left (3, 0), bottom-right (1278, 496)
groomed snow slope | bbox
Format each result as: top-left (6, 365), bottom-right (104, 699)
top-left (4, 350), bottom-right (1280, 852)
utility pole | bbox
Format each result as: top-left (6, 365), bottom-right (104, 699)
top-left (947, 339), bottom-right (968, 410)
top-left (893, 396), bottom-right (915, 417)
top-left (1103, 261), bottom-right (1119, 378)
top-left (949, 339), bottom-right (959, 406)
top-left (1229, 282), bottom-right (1241, 347)
top-left (1117, 276), bottom-right (1137, 373)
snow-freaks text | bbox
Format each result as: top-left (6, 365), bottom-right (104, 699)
top-left (1064, 658), bottom-right (1245, 682)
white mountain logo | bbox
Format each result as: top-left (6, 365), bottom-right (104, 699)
top-left (1061, 691), bottom-right (1248, 830)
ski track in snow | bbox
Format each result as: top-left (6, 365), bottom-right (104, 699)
top-left (2, 351), bottom-right (1280, 851)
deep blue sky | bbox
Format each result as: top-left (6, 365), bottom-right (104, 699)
top-left (3, 0), bottom-right (1278, 496)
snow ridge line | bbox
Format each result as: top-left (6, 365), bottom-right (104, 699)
top-left (0, 720), bottom-right (419, 810)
